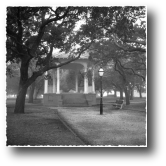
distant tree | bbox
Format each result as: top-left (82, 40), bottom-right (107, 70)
top-left (34, 78), bottom-right (44, 98)
top-left (135, 76), bottom-right (146, 98)
top-left (6, 76), bottom-right (19, 95)
top-left (6, 63), bottom-right (20, 96)
top-left (87, 16), bottom-right (146, 104)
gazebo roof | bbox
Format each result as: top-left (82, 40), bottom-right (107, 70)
top-left (52, 51), bottom-right (93, 70)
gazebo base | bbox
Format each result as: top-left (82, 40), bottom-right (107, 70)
top-left (43, 93), bottom-right (96, 107)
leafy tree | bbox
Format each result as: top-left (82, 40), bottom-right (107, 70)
top-left (88, 42), bottom-right (146, 105)
top-left (7, 7), bottom-right (92, 113)
top-left (6, 6), bottom-right (146, 113)
top-left (83, 6), bottom-right (146, 53)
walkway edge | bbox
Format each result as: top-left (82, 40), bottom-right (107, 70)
top-left (57, 110), bottom-right (92, 146)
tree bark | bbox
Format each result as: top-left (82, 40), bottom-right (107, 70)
top-left (130, 88), bottom-right (134, 100)
top-left (114, 89), bottom-right (117, 97)
top-left (33, 88), bottom-right (37, 99)
top-left (14, 57), bottom-right (31, 113)
top-left (139, 87), bottom-right (142, 98)
top-left (14, 86), bottom-right (28, 113)
top-left (28, 82), bottom-right (35, 103)
top-left (120, 89), bottom-right (123, 100)
top-left (124, 87), bottom-right (130, 105)
top-left (136, 85), bottom-right (142, 98)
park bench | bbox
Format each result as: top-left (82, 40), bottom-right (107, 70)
top-left (112, 99), bottom-right (124, 109)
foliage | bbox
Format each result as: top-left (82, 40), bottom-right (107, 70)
top-left (6, 6), bottom-right (146, 113)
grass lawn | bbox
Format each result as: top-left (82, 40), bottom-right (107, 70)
top-left (6, 104), bottom-right (84, 146)
top-left (96, 96), bottom-right (146, 113)
top-left (57, 97), bottom-right (146, 146)
top-left (6, 97), bottom-right (146, 146)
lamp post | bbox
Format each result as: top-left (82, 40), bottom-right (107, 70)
top-left (98, 67), bottom-right (104, 115)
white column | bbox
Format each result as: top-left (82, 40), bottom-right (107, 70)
top-left (84, 65), bottom-right (88, 94)
top-left (56, 67), bottom-right (60, 94)
top-left (44, 71), bottom-right (48, 94)
top-left (52, 69), bottom-right (56, 93)
top-left (75, 73), bottom-right (78, 93)
top-left (92, 69), bottom-right (95, 93)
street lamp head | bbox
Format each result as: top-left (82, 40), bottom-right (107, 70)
top-left (98, 67), bottom-right (104, 77)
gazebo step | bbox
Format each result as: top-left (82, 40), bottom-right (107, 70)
top-left (62, 93), bottom-right (88, 106)
top-left (43, 93), bottom-right (96, 107)
top-left (63, 104), bottom-right (88, 107)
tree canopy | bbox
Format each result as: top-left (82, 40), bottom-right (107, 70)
top-left (6, 6), bottom-right (146, 113)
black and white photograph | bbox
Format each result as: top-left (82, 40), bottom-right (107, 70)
top-left (6, 5), bottom-right (147, 147)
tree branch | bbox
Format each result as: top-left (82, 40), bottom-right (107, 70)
top-left (7, 28), bottom-right (17, 39)
top-left (25, 41), bottom-right (93, 88)
top-left (7, 33), bottom-right (31, 49)
top-left (7, 46), bottom-right (27, 57)
top-left (30, 7), bottom-right (70, 57)
top-left (17, 8), bottom-right (23, 43)
top-left (45, 43), bottom-right (54, 66)
top-left (117, 59), bottom-right (145, 81)
top-left (7, 32), bottom-right (33, 58)
top-left (125, 39), bottom-right (146, 45)
top-left (40, 7), bottom-right (70, 34)
top-left (49, 43), bottom-right (92, 70)
top-left (112, 35), bottom-right (146, 53)
top-left (114, 60), bottom-right (125, 78)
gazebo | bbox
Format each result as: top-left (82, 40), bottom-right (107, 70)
top-left (43, 52), bottom-right (97, 107)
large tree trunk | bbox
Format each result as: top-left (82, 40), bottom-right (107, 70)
top-left (14, 86), bottom-right (28, 113)
top-left (120, 89), bottom-right (123, 100)
top-left (130, 88), bottom-right (134, 100)
top-left (33, 88), bottom-right (37, 99)
top-left (137, 85), bottom-right (142, 98)
top-left (28, 82), bottom-right (35, 103)
top-left (124, 87), bottom-right (130, 105)
top-left (114, 89), bottom-right (117, 97)
top-left (139, 88), bottom-right (142, 98)
top-left (14, 57), bottom-right (31, 113)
